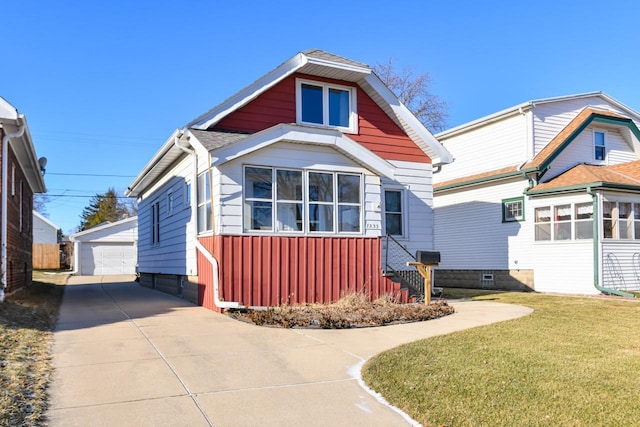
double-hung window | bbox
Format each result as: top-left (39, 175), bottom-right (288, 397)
top-left (594, 130), bottom-right (606, 161)
top-left (197, 171), bottom-right (212, 233)
top-left (244, 166), bottom-right (362, 234)
top-left (384, 190), bottom-right (404, 236)
top-left (297, 79), bottom-right (357, 133)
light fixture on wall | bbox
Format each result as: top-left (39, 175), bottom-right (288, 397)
top-left (38, 157), bottom-right (47, 176)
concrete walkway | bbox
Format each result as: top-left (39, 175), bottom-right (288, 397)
top-left (47, 276), bottom-right (532, 427)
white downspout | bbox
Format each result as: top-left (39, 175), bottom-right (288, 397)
top-left (1, 118), bottom-right (26, 302)
top-left (174, 131), bottom-right (242, 309)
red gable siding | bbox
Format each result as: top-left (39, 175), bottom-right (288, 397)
top-left (213, 73), bottom-right (430, 163)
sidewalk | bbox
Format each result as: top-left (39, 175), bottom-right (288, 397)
top-left (47, 276), bottom-right (532, 427)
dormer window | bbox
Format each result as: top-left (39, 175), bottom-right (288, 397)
top-left (594, 130), bottom-right (606, 161)
top-left (296, 79), bottom-right (357, 133)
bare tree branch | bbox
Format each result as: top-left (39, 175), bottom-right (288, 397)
top-left (373, 59), bottom-right (448, 133)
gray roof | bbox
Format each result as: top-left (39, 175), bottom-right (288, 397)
top-left (302, 49), bottom-right (369, 69)
top-left (189, 129), bottom-right (250, 150)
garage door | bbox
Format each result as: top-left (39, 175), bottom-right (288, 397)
top-left (80, 242), bottom-right (137, 275)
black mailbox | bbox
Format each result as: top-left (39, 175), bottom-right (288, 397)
top-left (415, 250), bottom-right (440, 264)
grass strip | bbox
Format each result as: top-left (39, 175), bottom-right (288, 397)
top-left (0, 272), bottom-right (66, 427)
top-left (362, 291), bottom-right (640, 426)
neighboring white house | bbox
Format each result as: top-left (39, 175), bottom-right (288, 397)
top-left (33, 211), bottom-right (59, 243)
top-left (433, 92), bottom-right (640, 296)
top-left (126, 49), bottom-right (453, 310)
top-left (69, 216), bottom-right (138, 275)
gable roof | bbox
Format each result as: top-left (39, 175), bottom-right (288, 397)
top-left (527, 160), bottom-right (640, 195)
top-left (69, 216), bottom-right (138, 241)
top-left (523, 108), bottom-right (640, 171)
top-left (201, 124), bottom-right (396, 179)
top-left (435, 105), bottom-right (640, 192)
top-left (185, 49), bottom-right (452, 165)
top-left (33, 211), bottom-right (60, 230)
top-left (0, 97), bottom-right (46, 193)
top-left (436, 91), bottom-right (640, 140)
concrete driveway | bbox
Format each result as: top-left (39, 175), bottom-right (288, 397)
top-left (47, 276), bottom-right (532, 427)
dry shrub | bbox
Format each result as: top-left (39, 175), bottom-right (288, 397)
top-left (235, 293), bottom-right (454, 329)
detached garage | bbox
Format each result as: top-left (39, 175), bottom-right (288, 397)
top-left (70, 217), bottom-right (138, 275)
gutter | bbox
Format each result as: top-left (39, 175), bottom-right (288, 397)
top-left (587, 187), bottom-right (635, 298)
top-left (1, 118), bottom-right (26, 302)
top-left (174, 131), bottom-right (243, 309)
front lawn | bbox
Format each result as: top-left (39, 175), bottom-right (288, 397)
top-left (362, 291), bottom-right (640, 426)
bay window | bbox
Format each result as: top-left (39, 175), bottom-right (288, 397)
top-left (244, 166), bottom-right (362, 234)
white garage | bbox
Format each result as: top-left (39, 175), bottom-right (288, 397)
top-left (70, 217), bottom-right (138, 275)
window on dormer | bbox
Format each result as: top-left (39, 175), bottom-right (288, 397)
top-left (594, 130), bottom-right (606, 161)
top-left (296, 79), bottom-right (357, 133)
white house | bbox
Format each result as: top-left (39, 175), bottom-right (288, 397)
top-left (433, 92), bottom-right (640, 296)
top-left (126, 49), bottom-right (453, 310)
top-left (69, 216), bottom-right (138, 275)
top-left (33, 211), bottom-right (59, 244)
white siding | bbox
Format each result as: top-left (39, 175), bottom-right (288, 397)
top-left (601, 241), bottom-right (640, 291)
top-left (434, 179), bottom-right (532, 270)
top-left (33, 213), bottom-right (58, 243)
top-left (532, 96), bottom-right (632, 154)
top-left (544, 126), bottom-right (637, 181)
top-left (216, 141), bottom-right (383, 236)
top-left (382, 160), bottom-right (434, 257)
top-left (531, 241), bottom-right (594, 294)
top-left (529, 193), bottom-right (596, 294)
top-left (137, 155), bottom-right (198, 276)
top-left (435, 113), bottom-right (527, 183)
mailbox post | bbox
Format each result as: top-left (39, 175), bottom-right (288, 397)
top-left (407, 251), bottom-right (440, 305)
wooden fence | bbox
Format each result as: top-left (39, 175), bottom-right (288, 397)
top-left (33, 243), bottom-right (60, 269)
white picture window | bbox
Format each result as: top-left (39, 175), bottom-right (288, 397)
top-left (594, 130), bottom-right (606, 161)
top-left (554, 204), bottom-right (572, 240)
top-left (296, 79), bottom-right (357, 133)
top-left (534, 207), bottom-right (551, 241)
top-left (184, 181), bottom-right (191, 209)
top-left (244, 166), bottom-right (362, 234)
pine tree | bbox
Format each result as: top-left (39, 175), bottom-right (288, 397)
top-left (79, 187), bottom-right (131, 231)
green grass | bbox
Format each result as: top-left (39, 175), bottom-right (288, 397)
top-left (362, 291), bottom-right (640, 426)
top-left (0, 271), bottom-right (66, 427)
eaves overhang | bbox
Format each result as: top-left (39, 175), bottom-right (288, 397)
top-left (532, 113), bottom-right (640, 173)
top-left (126, 129), bottom-right (189, 198)
top-left (210, 123), bottom-right (396, 180)
top-left (434, 167), bottom-right (536, 193)
top-left (526, 181), bottom-right (640, 196)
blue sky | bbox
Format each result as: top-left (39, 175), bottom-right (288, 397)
top-left (3, 0), bottom-right (640, 234)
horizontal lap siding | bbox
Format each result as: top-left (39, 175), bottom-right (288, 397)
top-left (212, 73), bottom-right (426, 163)
top-left (198, 235), bottom-right (402, 308)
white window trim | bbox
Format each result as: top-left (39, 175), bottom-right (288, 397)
top-left (151, 200), bottom-right (160, 245)
top-left (502, 197), bottom-right (524, 223)
top-left (167, 190), bottom-right (174, 217)
top-left (295, 78), bottom-right (358, 134)
top-left (11, 164), bottom-right (15, 197)
top-left (593, 129), bottom-right (607, 164)
top-left (184, 181), bottom-right (191, 210)
top-left (383, 186), bottom-right (408, 239)
top-left (243, 165), bottom-right (363, 236)
top-left (534, 202), bottom-right (595, 242)
top-left (197, 171), bottom-right (213, 234)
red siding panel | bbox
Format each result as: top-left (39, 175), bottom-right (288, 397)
top-left (197, 235), bottom-right (407, 309)
top-left (212, 73), bottom-right (430, 163)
